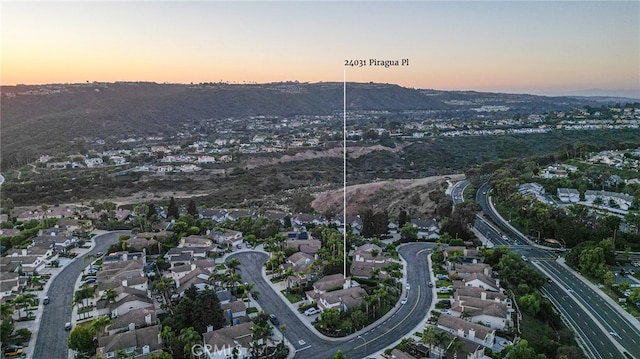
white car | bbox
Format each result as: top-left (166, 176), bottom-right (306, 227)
top-left (401, 297), bottom-right (407, 305)
top-left (406, 283), bottom-right (411, 291)
top-left (304, 307), bottom-right (320, 316)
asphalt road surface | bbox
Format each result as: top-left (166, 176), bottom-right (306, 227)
top-left (229, 242), bottom-right (435, 359)
top-left (472, 184), bottom-right (640, 359)
top-left (33, 231), bottom-right (126, 359)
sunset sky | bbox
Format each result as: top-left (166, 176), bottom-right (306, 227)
top-left (2, 1), bottom-right (639, 96)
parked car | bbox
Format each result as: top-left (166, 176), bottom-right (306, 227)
top-left (236, 244), bottom-right (242, 249)
top-left (4, 345), bottom-right (24, 356)
top-left (65, 322), bottom-right (72, 331)
top-left (304, 307), bottom-right (320, 316)
top-left (400, 297), bottom-right (408, 305)
top-left (246, 242), bottom-right (253, 248)
top-left (42, 296), bottom-right (49, 305)
top-left (269, 314), bottom-right (279, 326)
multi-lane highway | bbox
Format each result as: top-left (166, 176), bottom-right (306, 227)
top-left (450, 179), bottom-right (470, 205)
top-left (468, 182), bottom-right (640, 359)
top-left (229, 242), bottom-right (434, 359)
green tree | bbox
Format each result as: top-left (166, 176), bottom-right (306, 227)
top-left (178, 327), bottom-right (202, 359)
top-left (446, 337), bottom-right (465, 359)
top-left (168, 197), bottom-right (179, 219)
top-left (519, 293), bottom-right (541, 316)
top-left (503, 339), bottom-right (546, 359)
top-left (333, 350), bottom-right (347, 359)
top-left (68, 325), bottom-right (95, 354)
top-left (90, 315), bottom-right (112, 338)
top-left (400, 223), bottom-right (418, 241)
top-left (398, 209), bottom-right (408, 228)
top-left (187, 200), bottom-right (198, 216)
top-left (0, 319), bottom-right (15, 344)
top-left (319, 308), bottom-right (341, 330)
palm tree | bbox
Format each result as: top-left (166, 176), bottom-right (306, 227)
top-left (243, 282), bottom-right (257, 307)
top-left (154, 277), bottom-right (175, 314)
top-left (12, 294), bottom-right (36, 320)
top-left (178, 327), bottom-right (202, 359)
top-left (446, 337), bottom-right (465, 359)
top-left (0, 303), bottom-right (15, 321)
top-left (431, 330), bottom-right (449, 359)
top-left (133, 204), bottom-right (149, 231)
top-left (279, 324), bottom-right (287, 345)
top-left (90, 315), bottom-right (112, 338)
top-left (226, 258), bottom-right (241, 272)
top-left (102, 288), bottom-right (117, 303)
top-left (283, 267), bottom-right (294, 293)
top-left (73, 286), bottom-right (97, 308)
top-left (421, 326), bottom-right (438, 353)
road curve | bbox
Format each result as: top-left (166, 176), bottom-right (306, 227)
top-left (228, 242), bottom-right (435, 359)
top-left (475, 185), bottom-right (639, 358)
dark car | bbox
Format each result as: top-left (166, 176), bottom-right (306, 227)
top-left (42, 296), bottom-right (50, 305)
top-left (269, 314), bottom-right (279, 326)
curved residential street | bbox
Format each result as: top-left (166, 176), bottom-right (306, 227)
top-left (32, 231), bottom-right (126, 359)
top-left (229, 242), bottom-right (435, 359)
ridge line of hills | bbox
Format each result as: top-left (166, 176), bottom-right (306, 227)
top-left (2, 81), bottom-right (637, 169)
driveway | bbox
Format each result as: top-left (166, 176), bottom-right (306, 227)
top-left (228, 242), bottom-right (435, 358)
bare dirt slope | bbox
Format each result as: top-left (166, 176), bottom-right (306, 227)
top-left (245, 144), bottom-right (409, 169)
top-left (311, 173), bottom-right (465, 218)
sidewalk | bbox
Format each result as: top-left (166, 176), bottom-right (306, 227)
top-left (555, 257), bottom-right (640, 325)
top-left (21, 232), bottom-right (102, 359)
top-left (229, 243), bottom-right (438, 358)
top-left (487, 195), bottom-right (640, 324)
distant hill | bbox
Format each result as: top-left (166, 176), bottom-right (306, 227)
top-left (0, 81), bottom-right (625, 169)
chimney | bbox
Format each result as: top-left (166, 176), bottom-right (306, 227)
top-left (128, 322), bottom-right (135, 332)
top-left (142, 345), bottom-right (150, 354)
top-left (122, 280), bottom-right (128, 287)
top-left (481, 292), bottom-right (486, 300)
top-left (469, 328), bottom-right (476, 341)
top-left (145, 313), bottom-right (152, 325)
top-left (206, 325), bottom-right (214, 332)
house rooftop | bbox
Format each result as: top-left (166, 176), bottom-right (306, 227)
top-left (313, 273), bottom-right (346, 292)
top-left (203, 321), bottom-right (253, 349)
top-left (437, 314), bottom-right (494, 340)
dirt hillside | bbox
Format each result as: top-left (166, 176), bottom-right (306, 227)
top-left (311, 174), bottom-right (465, 218)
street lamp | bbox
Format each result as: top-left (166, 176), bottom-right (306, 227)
top-left (358, 335), bottom-right (367, 357)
